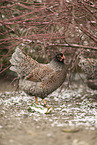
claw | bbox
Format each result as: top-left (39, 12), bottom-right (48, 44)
top-left (42, 99), bottom-right (53, 114)
top-left (34, 97), bottom-right (53, 114)
top-left (45, 107), bottom-right (53, 114)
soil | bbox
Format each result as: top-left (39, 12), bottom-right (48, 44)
top-left (0, 79), bottom-right (97, 145)
top-left (0, 116), bottom-right (97, 145)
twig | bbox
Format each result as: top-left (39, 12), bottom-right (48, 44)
top-left (48, 44), bottom-right (97, 51)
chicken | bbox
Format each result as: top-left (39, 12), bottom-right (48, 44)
top-left (10, 48), bottom-right (67, 111)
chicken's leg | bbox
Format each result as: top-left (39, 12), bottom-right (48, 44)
top-left (42, 99), bottom-right (53, 113)
top-left (35, 96), bottom-right (39, 105)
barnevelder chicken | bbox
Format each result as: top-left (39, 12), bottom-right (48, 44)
top-left (10, 48), bottom-right (67, 111)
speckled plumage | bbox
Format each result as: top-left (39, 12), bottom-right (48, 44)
top-left (10, 48), bottom-right (66, 99)
top-left (79, 56), bottom-right (97, 90)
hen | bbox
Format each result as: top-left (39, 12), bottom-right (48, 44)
top-left (10, 48), bottom-right (67, 110)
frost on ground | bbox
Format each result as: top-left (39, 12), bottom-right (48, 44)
top-left (0, 83), bottom-right (97, 130)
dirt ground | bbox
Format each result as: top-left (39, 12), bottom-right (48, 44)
top-left (0, 80), bottom-right (97, 145)
top-left (0, 115), bottom-right (97, 145)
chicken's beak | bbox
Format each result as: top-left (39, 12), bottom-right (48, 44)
top-left (62, 55), bottom-right (65, 60)
top-left (62, 54), bottom-right (65, 64)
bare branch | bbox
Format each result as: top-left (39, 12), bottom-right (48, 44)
top-left (48, 44), bottom-right (97, 51)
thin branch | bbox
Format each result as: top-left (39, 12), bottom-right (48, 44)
top-left (75, 18), bottom-right (97, 43)
top-left (80, 25), bottom-right (97, 43)
top-left (48, 44), bottom-right (97, 51)
top-left (0, 65), bottom-right (11, 74)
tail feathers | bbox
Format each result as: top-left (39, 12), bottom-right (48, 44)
top-left (10, 48), bottom-right (26, 77)
top-left (10, 48), bottom-right (39, 78)
top-left (10, 48), bottom-right (24, 65)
